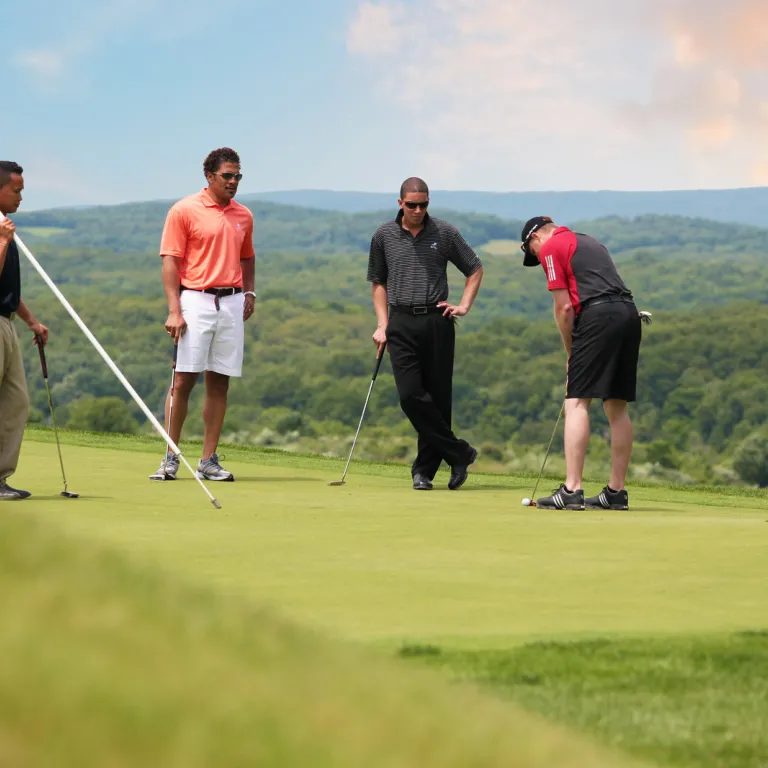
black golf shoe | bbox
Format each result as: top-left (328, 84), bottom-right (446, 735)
top-left (413, 473), bottom-right (433, 491)
top-left (585, 486), bottom-right (629, 510)
top-left (536, 483), bottom-right (585, 510)
top-left (448, 447), bottom-right (478, 491)
top-left (0, 481), bottom-right (31, 500)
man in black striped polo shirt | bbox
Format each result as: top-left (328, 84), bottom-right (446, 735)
top-left (367, 177), bottom-right (484, 491)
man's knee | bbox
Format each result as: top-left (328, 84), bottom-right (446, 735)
top-left (205, 371), bottom-right (230, 395)
top-left (173, 372), bottom-right (199, 396)
top-left (603, 399), bottom-right (629, 423)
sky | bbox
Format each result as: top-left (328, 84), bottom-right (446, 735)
top-left (5, 0), bottom-right (768, 210)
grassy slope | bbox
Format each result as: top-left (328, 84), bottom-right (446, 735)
top-left (403, 633), bottom-right (768, 768)
top-left (0, 504), bottom-right (651, 768)
top-left (16, 431), bottom-right (768, 649)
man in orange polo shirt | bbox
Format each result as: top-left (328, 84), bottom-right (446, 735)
top-left (150, 147), bottom-right (255, 482)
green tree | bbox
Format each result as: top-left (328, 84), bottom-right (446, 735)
top-left (66, 397), bottom-right (140, 435)
top-left (733, 432), bottom-right (768, 487)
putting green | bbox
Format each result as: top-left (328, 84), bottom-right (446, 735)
top-left (16, 433), bottom-right (768, 649)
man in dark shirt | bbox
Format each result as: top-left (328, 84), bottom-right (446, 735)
top-left (0, 161), bottom-right (49, 500)
top-left (368, 177), bottom-right (484, 490)
top-left (521, 216), bottom-right (642, 511)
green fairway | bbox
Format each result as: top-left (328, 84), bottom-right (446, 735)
top-left (7, 430), bottom-right (767, 767)
top-left (15, 431), bottom-right (768, 648)
top-left (0, 508), bottom-right (650, 768)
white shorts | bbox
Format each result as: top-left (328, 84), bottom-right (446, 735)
top-left (177, 289), bottom-right (245, 377)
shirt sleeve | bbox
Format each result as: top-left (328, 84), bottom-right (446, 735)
top-left (366, 230), bottom-right (388, 284)
top-left (448, 229), bottom-right (483, 277)
top-left (159, 205), bottom-right (188, 259)
top-left (241, 216), bottom-right (255, 260)
top-left (538, 238), bottom-right (569, 291)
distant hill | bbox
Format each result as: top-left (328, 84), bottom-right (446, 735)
top-left (243, 187), bottom-right (768, 228)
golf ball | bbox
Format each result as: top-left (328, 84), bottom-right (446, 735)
top-left (522, 497), bottom-right (532, 506)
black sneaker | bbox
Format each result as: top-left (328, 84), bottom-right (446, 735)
top-left (412, 473), bottom-right (433, 491)
top-left (448, 447), bottom-right (478, 491)
top-left (585, 486), bottom-right (629, 510)
top-left (536, 483), bottom-right (585, 510)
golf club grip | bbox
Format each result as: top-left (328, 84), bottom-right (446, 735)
top-left (172, 342), bottom-right (178, 366)
top-left (35, 336), bottom-right (48, 378)
top-left (372, 342), bottom-right (387, 381)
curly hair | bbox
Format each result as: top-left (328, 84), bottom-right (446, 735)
top-left (0, 161), bottom-right (23, 188)
top-left (203, 148), bottom-right (240, 177)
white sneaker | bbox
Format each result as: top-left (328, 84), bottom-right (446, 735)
top-left (149, 453), bottom-right (180, 481)
top-left (196, 453), bottom-right (234, 482)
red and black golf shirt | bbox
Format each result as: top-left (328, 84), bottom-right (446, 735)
top-left (538, 227), bottom-right (632, 313)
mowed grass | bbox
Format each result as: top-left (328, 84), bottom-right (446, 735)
top-left (400, 633), bottom-right (768, 768)
top-left (16, 430), bottom-right (768, 648)
top-left (0, 511), bottom-right (650, 768)
top-left (479, 239), bottom-right (521, 256)
top-left (9, 430), bottom-right (768, 767)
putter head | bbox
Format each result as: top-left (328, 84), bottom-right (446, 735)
top-left (60, 491), bottom-right (80, 498)
top-left (328, 480), bottom-right (346, 486)
top-left (211, 498), bottom-right (222, 510)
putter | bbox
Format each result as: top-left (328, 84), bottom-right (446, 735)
top-left (329, 343), bottom-right (387, 486)
top-left (522, 398), bottom-right (565, 508)
top-left (36, 336), bottom-right (79, 498)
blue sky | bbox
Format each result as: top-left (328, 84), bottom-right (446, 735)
top-left (6, 0), bottom-right (768, 210)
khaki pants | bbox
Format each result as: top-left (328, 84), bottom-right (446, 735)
top-left (0, 317), bottom-right (29, 482)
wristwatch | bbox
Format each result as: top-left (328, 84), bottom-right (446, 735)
top-left (244, 291), bottom-right (256, 298)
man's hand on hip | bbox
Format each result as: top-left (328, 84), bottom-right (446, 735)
top-left (243, 294), bottom-right (255, 321)
top-left (438, 302), bottom-right (469, 318)
top-left (165, 311), bottom-right (187, 341)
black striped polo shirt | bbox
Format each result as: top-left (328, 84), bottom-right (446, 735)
top-left (367, 211), bottom-right (482, 306)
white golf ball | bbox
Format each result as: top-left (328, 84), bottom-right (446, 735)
top-left (522, 497), bottom-right (532, 506)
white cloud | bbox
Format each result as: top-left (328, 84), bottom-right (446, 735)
top-left (347, 0), bottom-right (768, 190)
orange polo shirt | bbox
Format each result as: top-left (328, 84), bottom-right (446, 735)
top-left (160, 189), bottom-right (255, 290)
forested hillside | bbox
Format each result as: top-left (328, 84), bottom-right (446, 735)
top-left (13, 200), bottom-right (768, 487)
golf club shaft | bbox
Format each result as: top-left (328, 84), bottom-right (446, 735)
top-left (38, 340), bottom-right (69, 491)
top-left (14, 229), bottom-right (220, 509)
top-left (338, 345), bottom-right (387, 483)
top-left (165, 343), bottom-right (178, 461)
top-left (530, 399), bottom-right (565, 502)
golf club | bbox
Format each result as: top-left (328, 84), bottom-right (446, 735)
top-left (150, 343), bottom-right (178, 481)
top-left (12, 227), bottom-right (221, 509)
top-left (329, 343), bottom-right (387, 486)
top-left (522, 398), bottom-right (565, 508)
top-left (35, 335), bottom-right (79, 498)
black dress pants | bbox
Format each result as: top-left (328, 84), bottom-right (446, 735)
top-left (387, 309), bottom-right (472, 479)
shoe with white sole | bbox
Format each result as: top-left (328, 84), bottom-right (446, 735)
top-left (149, 453), bottom-right (180, 481)
top-left (0, 481), bottom-right (31, 500)
top-left (536, 483), bottom-right (585, 510)
top-left (196, 453), bottom-right (234, 482)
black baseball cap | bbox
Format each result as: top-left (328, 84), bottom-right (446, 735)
top-left (520, 216), bottom-right (554, 266)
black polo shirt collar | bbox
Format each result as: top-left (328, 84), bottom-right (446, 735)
top-left (395, 209), bottom-right (434, 237)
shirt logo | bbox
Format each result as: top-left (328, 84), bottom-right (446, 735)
top-left (430, 242), bottom-right (438, 250)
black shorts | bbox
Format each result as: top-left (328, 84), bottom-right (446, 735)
top-left (567, 300), bottom-right (642, 401)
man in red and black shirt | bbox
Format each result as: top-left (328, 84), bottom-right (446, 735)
top-left (520, 216), bottom-right (643, 511)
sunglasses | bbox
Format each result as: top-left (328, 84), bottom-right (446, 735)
top-left (520, 226), bottom-right (542, 254)
top-left (404, 201), bottom-right (429, 210)
top-left (216, 172), bottom-right (243, 181)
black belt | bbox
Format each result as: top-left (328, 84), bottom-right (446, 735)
top-left (581, 295), bottom-right (635, 311)
top-left (389, 305), bottom-right (443, 316)
top-left (180, 286), bottom-right (242, 297)
top-left (180, 285), bottom-right (242, 311)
